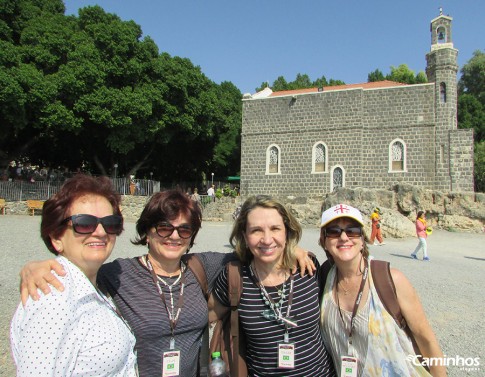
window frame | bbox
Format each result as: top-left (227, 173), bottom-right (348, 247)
top-left (311, 141), bottom-right (328, 174)
top-left (388, 138), bottom-right (407, 173)
top-left (266, 144), bottom-right (281, 175)
top-left (330, 165), bottom-right (345, 191)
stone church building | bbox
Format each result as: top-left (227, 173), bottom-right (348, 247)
top-left (239, 10), bottom-right (474, 198)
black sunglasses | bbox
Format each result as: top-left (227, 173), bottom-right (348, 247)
top-left (155, 222), bottom-right (194, 239)
top-left (325, 226), bottom-right (363, 238)
top-left (63, 214), bottom-right (123, 235)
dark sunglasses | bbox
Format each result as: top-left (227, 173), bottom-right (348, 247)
top-left (155, 222), bottom-right (194, 239)
top-left (63, 214), bottom-right (123, 235)
top-left (325, 226), bottom-right (363, 238)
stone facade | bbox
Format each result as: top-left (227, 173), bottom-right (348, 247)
top-left (240, 11), bottom-right (474, 198)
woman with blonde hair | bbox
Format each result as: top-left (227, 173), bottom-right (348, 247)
top-left (210, 195), bottom-right (335, 376)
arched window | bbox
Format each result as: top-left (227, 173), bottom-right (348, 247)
top-left (330, 165), bottom-right (345, 191)
top-left (440, 82), bottom-right (447, 103)
top-left (266, 144), bottom-right (281, 174)
top-left (437, 26), bottom-right (446, 43)
top-left (389, 139), bottom-right (406, 172)
top-left (312, 142), bottom-right (327, 173)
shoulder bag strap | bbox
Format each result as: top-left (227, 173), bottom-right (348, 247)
top-left (184, 254), bottom-right (209, 300)
top-left (370, 259), bottom-right (406, 329)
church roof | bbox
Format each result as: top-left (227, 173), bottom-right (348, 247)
top-left (252, 80), bottom-right (408, 99)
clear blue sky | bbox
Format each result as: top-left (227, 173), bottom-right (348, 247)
top-left (64, 0), bottom-right (484, 94)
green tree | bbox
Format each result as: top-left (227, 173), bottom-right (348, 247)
top-left (387, 64), bottom-right (417, 84)
top-left (255, 73), bottom-right (345, 92)
top-left (458, 94), bottom-right (485, 141)
top-left (368, 69), bottom-right (385, 82)
top-left (474, 141), bottom-right (485, 192)
top-left (367, 64), bottom-right (427, 84)
top-left (271, 76), bottom-right (288, 91)
top-left (458, 50), bottom-right (485, 105)
top-left (0, 1), bottom-right (242, 183)
top-left (457, 50), bottom-right (485, 191)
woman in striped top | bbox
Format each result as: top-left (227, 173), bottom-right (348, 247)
top-left (211, 195), bottom-right (336, 376)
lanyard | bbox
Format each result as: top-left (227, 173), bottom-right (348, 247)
top-left (144, 255), bottom-right (185, 348)
top-left (249, 264), bottom-right (297, 341)
top-left (336, 258), bottom-right (368, 353)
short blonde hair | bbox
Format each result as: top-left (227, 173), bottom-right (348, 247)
top-left (230, 195), bottom-right (302, 269)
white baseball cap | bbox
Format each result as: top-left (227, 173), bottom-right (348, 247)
top-left (320, 204), bottom-right (364, 228)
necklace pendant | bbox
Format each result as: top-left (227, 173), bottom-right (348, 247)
top-left (262, 309), bottom-right (276, 320)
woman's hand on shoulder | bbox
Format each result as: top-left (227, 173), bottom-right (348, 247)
top-left (293, 246), bottom-right (316, 277)
top-left (20, 259), bottom-right (66, 305)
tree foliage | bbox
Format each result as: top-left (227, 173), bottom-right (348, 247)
top-left (457, 49), bottom-right (485, 191)
top-left (368, 64), bottom-right (427, 84)
top-left (474, 141), bottom-right (485, 192)
top-left (0, 0), bottom-right (241, 183)
top-left (255, 74), bottom-right (345, 92)
top-left (458, 50), bottom-right (485, 105)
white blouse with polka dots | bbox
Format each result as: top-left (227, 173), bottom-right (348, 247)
top-left (10, 256), bottom-right (137, 376)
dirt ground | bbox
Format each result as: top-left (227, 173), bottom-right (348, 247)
top-left (1, 216), bottom-right (483, 376)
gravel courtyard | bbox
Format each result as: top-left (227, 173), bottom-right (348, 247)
top-left (1, 215), bottom-right (483, 376)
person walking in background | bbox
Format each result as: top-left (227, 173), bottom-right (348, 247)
top-left (369, 207), bottom-right (385, 246)
top-left (411, 211), bottom-right (430, 261)
top-left (207, 184), bottom-right (215, 201)
top-left (10, 174), bottom-right (137, 376)
top-left (319, 204), bottom-right (446, 377)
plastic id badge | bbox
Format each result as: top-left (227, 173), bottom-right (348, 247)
top-left (162, 350), bottom-right (181, 377)
top-left (278, 343), bottom-right (295, 369)
top-left (340, 356), bottom-right (358, 377)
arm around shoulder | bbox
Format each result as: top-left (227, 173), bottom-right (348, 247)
top-left (391, 268), bottom-right (447, 377)
top-left (20, 258), bottom-right (66, 305)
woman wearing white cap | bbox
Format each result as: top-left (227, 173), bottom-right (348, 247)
top-left (318, 204), bottom-right (446, 377)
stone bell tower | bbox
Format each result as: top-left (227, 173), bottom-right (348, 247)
top-left (425, 8), bottom-right (464, 191)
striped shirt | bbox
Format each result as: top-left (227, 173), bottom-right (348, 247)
top-left (213, 260), bottom-right (336, 377)
top-left (97, 251), bottom-right (235, 377)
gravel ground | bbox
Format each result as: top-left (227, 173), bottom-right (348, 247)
top-left (1, 215), bottom-right (484, 376)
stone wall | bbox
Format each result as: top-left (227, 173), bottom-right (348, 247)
top-left (2, 195), bottom-right (149, 221)
top-left (284, 185), bottom-right (485, 237)
top-left (4, 186), bottom-right (483, 237)
top-left (240, 83), bottom-right (474, 198)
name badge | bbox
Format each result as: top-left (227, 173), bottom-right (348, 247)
top-left (162, 350), bottom-right (181, 377)
top-left (340, 356), bottom-right (358, 377)
top-left (278, 343), bottom-right (295, 369)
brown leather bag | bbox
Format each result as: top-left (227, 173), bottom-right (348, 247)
top-left (209, 261), bottom-right (248, 377)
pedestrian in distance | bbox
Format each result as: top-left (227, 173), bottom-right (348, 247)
top-left (411, 211), bottom-right (431, 261)
top-left (207, 184), bottom-right (216, 202)
top-left (369, 207), bottom-right (385, 246)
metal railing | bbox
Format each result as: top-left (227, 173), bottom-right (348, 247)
top-left (0, 178), bottom-right (160, 202)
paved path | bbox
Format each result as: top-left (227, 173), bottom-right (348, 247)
top-left (1, 216), bottom-right (484, 376)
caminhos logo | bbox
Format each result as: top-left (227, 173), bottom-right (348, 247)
top-left (406, 354), bottom-right (481, 372)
